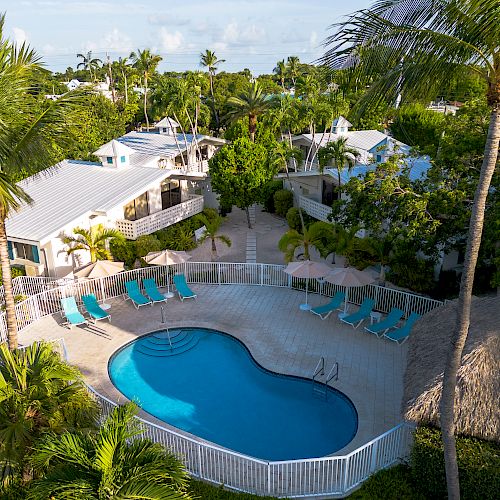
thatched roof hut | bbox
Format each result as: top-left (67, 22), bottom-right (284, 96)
top-left (403, 295), bottom-right (500, 442)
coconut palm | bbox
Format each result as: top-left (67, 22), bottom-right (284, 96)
top-left (317, 137), bottom-right (359, 188)
top-left (130, 48), bottom-right (162, 130)
top-left (273, 59), bottom-right (287, 90)
top-left (62, 224), bottom-right (124, 263)
top-left (200, 49), bottom-right (225, 131)
top-left (286, 56), bottom-right (301, 87)
top-left (322, 1), bottom-right (500, 497)
top-left (76, 50), bottom-right (102, 81)
top-left (0, 342), bottom-right (98, 481)
top-left (226, 82), bottom-right (272, 142)
top-left (197, 213), bottom-right (231, 261)
top-left (278, 221), bottom-right (334, 263)
top-left (28, 403), bottom-right (191, 499)
top-left (116, 56), bottom-right (130, 104)
top-left (0, 17), bottom-right (84, 350)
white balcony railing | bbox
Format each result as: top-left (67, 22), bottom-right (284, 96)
top-left (172, 160), bottom-right (209, 174)
top-left (299, 195), bottom-right (331, 222)
top-left (116, 194), bottom-right (204, 239)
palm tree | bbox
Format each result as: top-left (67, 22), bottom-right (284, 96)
top-left (278, 221), bottom-right (334, 262)
top-left (130, 48), bottom-right (162, 130)
top-left (0, 342), bottom-right (98, 481)
top-left (226, 82), bottom-right (272, 142)
top-left (200, 49), bottom-right (225, 132)
top-left (62, 224), bottom-right (124, 263)
top-left (197, 214), bottom-right (231, 261)
top-left (116, 56), bottom-right (130, 104)
top-left (317, 137), bottom-right (359, 189)
top-left (29, 403), bottom-right (191, 499)
top-left (76, 50), bottom-right (102, 81)
top-left (0, 17), bottom-right (84, 350)
top-left (322, 1), bottom-right (500, 497)
top-left (286, 56), bottom-right (301, 87)
top-left (273, 59), bottom-right (287, 90)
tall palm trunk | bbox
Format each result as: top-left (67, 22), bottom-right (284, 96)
top-left (211, 237), bottom-right (217, 262)
top-left (249, 113), bottom-right (257, 142)
top-left (0, 214), bottom-right (18, 350)
top-left (143, 75), bottom-right (149, 130)
top-left (122, 70), bottom-right (128, 105)
top-left (209, 72), bottom-right (220, 133)
top-left (439, 106), bottom-right (500, 500)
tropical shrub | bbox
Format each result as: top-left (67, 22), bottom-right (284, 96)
top-left (109, 238), bottom-right (138, 268)
top-left (285, 207), bottom-right (312, 231)
top-left (0, 265), bottom-right (25, 285)
top-left (387, 249), bottom-right (435, 294)
top-left (189, 480), bottom-right (277, 499)
top-left (410, 426), bottom-right (500, 500)
top-left (273, 189), bottom-right (294, 217)
top-left (260, 179), bottom-right (283, 213)
top-left (135, 234), bottom-right (163, 258)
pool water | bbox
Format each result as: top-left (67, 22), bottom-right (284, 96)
top-left (109, 328), bottom-right (358, 461)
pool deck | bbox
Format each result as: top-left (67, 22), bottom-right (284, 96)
top-left (20, 284), bottom-right (407, 456)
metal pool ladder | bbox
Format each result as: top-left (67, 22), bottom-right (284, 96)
top-left (160, 306), bottom-right (173, 350)
top-left (312, 358), bottom-right (339, 399)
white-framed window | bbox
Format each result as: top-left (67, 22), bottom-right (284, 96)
top-left (106, 156), bottom-right (113, 164)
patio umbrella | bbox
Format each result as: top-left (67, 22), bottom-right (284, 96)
top-left (145, 249), bottom-right (192, 297)
top-left (74, 260), bottom-right (124, 279)
top-left (284, 260), bottom-right (332, 310)
top-left (324, 267), bottom-right (375, 314)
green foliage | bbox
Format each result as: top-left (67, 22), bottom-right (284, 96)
top-left (348, 465), bottom-right (424, 500)
top-left (0, 266), bottom-right (25, 285)
top-left (411, 426), bottom-right (500, 500)
top-left (154, 222), bottom-right (197, 252)
top-left (260, 180), bottom-right (284, 212)
top-left (391, 103), bottom-right (446, 156)
top-left (278, 221), bottom-right (334, 262)
top-left (273, 189), bottom-right (294, 217)
top-left (286, 207), bottom-right (312, 231)
top-left (209, 137), bottom-right (275, 216)
top-left (189, 480), bottom-right (277, 499)
top-left (109, 238), bottom-right (138, 268)
top-left (134, 234), bottom-right (163, 258)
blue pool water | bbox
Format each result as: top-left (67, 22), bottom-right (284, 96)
top-left (109, 328), bottom-right (358, 461)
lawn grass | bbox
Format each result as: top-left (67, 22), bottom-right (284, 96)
top-left (189, 480), bottom-right (277, 499)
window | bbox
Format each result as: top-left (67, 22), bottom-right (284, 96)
top-left (161, 180), bottom-right (181, 209)
top-left (120, 156), bottom-right (126, 163)
top-left (376, 154), bottom-right (382, 162)
top-left (106, 156), bottom-right (113, 164)
top-left (11, 242), bottom-right (39, 263)
top-left (124, 192), bottom-right (150, 221)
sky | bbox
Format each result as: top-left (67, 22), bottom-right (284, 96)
top-left (3, 0), bottom-right (373, 75)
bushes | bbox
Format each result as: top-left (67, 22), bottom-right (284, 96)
top-left (410, 426), bottom-right (500, 500)
top-left (387, 251), bottom-right (435, 294)
top-left (109, 239), bottom-right (138, 268)
top-left (0, 266), bottom-right (26, 285)
top-left (286, 207), bottom-right (312, 231)
top-left (189, 480), bottom-right (277, 499)
top-left (260, 180), bottom-right (283, 213)
top-left (135, 235), bottom-right (163, 257)
top-left (273, 189), bottom-right (293, 217)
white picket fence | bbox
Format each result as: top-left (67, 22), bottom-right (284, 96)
top-left (0, 262), bottom-right (443, 342)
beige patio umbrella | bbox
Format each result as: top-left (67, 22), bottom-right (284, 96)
top-left (284, 260), bottom-right (332, 310)
top-left (324, 267), bottom-right (375, 314)
top-left (145, 249), bottom-right (192, 297)
top-left (74, 260), bottom-right (124, 279)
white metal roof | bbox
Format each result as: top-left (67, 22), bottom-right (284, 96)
top-left (93, 139), bottom-right (136, 157)
top-left (6, 160), bottom-right (172, 243)
top-left (155, 117), bottom-right (180, 128)
top-left (332, 116), bottom-right (352, 128)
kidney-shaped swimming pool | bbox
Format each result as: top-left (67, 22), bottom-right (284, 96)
top-left (109, 328), bottom-right (358, 461)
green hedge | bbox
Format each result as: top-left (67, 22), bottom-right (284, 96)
top-left (260, 180), bottom-right (283, 213)
top-left (273, 189), bottom-right (294, 217)
top-left (189, 480), bottom-right (277, 499)
top-left (285, 207), bottom-right (312, 231)
top-left (410, 427), bottom-right (500, 499)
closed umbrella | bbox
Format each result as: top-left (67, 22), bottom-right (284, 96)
top-left (284, 260), bottom-right (332, 310)
top-left (324, 267), bottom-right (375, 314)
top-left (74, 260), bottom-right (124, 279)
top-left (145, 249), bottom-right (192, 297)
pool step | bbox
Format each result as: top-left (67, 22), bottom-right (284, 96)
top-left (135, 330), bottom-right (199, 357)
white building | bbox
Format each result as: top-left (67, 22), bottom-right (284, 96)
top-left (5, 119), bottom-right (226, 278)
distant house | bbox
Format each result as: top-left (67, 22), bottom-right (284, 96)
top-left (63, 77), bottom-right (113, 99)
top-left (283, 116), bottom-right (431, 222)
top-left (5, 118), bottom-right (226, 278)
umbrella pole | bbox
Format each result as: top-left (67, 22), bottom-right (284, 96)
top-left (305, 278), bottom-right (308, 305)
top-left (344, 287), bottom-right (349, 314)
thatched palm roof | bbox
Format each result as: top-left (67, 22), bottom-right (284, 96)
top-left (403, 295), bottom-right (500, 442)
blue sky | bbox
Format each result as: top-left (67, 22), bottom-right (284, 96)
top-left (4, 0), bottom-right (373, 74)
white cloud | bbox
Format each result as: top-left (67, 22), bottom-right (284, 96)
top-left (148, 14), bottom-right (190, 26)
top-left (309, 31), bottom-right (318, 48)
top-left (84, 28), bottom-right (132, 53)
top-left (12, 27), bottom-right (28, 45)
top-left (158, 27), bottom-right (184, 53)
top-left (215, 21), bottom-right (267, 49)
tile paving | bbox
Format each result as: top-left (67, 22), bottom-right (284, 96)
top-left (20, 283), bottom-right (407, 456)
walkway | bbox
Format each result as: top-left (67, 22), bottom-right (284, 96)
top-left (20, 284), bottom-right (407, 455)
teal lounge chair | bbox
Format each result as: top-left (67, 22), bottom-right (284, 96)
top-left (339, 298), bottom-right (375, 328)
top-left (124, 280), bottom-right (152, 309)
top-left (82, 294), bottom-right (110, 323)
top-left (364, 307), bottom-right (404, 337)
top-left (310, 292), bottom-right (346, 320)
top-left (173, 274), bottom-right (197, 301)
top-left (61, 296), bottom-right (87, 328)
top-left (383, 312), bottom-right (420, 344)
top-left (143, 278), bottom-right (168, 304)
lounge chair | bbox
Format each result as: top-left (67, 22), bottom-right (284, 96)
top-left (143, 278), bottom-right (168, 304)
top-left (339, 298), bottom-right (375, 328)
top-left (383, 312), bottom-right (420, 344)
top-left (124, 280), bottom-right (152, 309)
top-left (364, 307), bottom-right (404, 337)
top-left (173, 274), bottom-right (197, 301)
top-left (82, 294), bottom-right (111, 323)
top-left (310, 292), bottom-right (346, 320)
top-left (61, 296), bottom-right (87, 328)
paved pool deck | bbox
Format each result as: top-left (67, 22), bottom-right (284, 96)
top-left (20, 283), bottom-right (407, 456)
